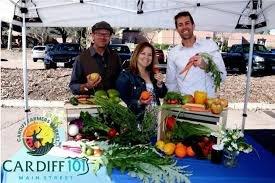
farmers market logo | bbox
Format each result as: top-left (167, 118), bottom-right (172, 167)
top-left (17, 116), bottom-right (60, 156)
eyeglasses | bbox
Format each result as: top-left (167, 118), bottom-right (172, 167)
top-left (94, 32), bottom-right (111, 38)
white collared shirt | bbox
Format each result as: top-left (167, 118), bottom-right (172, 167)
top-left (166, 39), bottom-right (227, 97)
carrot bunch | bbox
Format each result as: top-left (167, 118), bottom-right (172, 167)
top-left (179, 60), bottom-right (195, 79)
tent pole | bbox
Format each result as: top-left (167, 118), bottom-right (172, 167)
top-left (22, 3), bottom-right (30, 122)
top-left (241, 18), bottom-right (255, 133)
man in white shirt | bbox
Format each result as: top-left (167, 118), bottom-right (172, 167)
top-left (166, 11), bottom-right (227, 97)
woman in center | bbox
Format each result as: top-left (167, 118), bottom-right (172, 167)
top-left (116, 42), bottom-right (167, 123)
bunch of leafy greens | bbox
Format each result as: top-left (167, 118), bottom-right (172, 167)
top-left (164, 91), bottom-right (183, 101)
top-left (171, 121), bottom-right (212, 140)
top-left (88, 97), bottom-right (158, 145)
top-left (200, 52), bottom-right (222, 92)
top-left (81, 111), bottom-right (110, 134)
top-left (82, 141), bottom-right (190, 183)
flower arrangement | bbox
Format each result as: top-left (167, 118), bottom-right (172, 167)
top-left (212, 128), bottom-right (253, 154)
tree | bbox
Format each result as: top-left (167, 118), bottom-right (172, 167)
top-left (50, 27), bottom-right (79, 43)
top-left (27, 27), bottom-right (49, 45)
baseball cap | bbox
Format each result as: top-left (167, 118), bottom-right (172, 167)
top-left (92, 21), bottom-right (113, 34)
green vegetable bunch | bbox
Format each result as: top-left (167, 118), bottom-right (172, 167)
top-left (82, 141), bottom-right (190, 183)
top-left (171, 121), bottom-right (212, 140)
top-left (200, 52), bottom-right (222, 92)
top-left (164, 91), bottom-right (183, 101)
top-left (83, 96), bottom-right (159, 145)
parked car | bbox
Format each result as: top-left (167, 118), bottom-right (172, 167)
top-left (155, 49), bottom-right (165, 64)
top-left (44, 43), bottom-right (81, 69)
top-left (222, 44), bottom-right (275, 73)
top-left (109, 44), bottom-right (131, 69)
top-left (32, 46), bottom-right (46, 62)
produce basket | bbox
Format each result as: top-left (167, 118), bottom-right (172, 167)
top-left (157, 105), bottom-right (228, 141)
top-left (64, 102), bottom-right (100, 140)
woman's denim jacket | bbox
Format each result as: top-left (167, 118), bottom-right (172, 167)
top-left (116, 69), bottom-right (167, 122)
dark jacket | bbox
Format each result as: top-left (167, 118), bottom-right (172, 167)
top-left (69, 47), bottom-right (121, 95)
top-left (116, 69), bottom-right (167, 121)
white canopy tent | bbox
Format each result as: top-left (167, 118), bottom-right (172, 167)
top-left (1, 0), bottom-right (275, 131)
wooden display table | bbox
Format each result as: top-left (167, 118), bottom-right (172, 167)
top-left (157, 105), bottom-right (228, 141)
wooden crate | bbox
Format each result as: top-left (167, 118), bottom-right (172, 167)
top-left (64, 102), bottom-right (100, 140)
top-left (157, 106), bottom-right (228, 141)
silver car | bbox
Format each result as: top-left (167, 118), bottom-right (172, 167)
top-left (32, 46), bottom-right (46, 62)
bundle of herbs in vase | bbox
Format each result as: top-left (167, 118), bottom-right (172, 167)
top-left (211, 128), bottom-right (253, 167)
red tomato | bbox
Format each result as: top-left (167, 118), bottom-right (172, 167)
top-left (107, 128), bottom-right (117, 138)
top-left (165, 116), bottom-right (176, 130)
top-left (170, 99), bottom-right (178, 104)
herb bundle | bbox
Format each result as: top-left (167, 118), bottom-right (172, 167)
top-left (80, 97), bottom-right (159, 145)
top-left (82, 141), bottom-right (190, 183)
top-left (171, 121), bottom-right (212, 140)
top-left (200, 52), bottom-right (223, 92)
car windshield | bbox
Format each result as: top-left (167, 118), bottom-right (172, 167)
top-left (110, 45), bottom-right (130, 53)
top-left (243, 45), bottom-right (269, 53)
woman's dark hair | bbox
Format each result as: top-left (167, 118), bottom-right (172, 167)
top-left (174, 11), bottom-right (194, 28)
top-left (129, 42), bottom-right (156, 74)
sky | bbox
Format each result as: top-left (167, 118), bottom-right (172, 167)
top-left (270, 30), bottom-right (275, 35)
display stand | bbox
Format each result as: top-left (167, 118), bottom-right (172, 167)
top-left (157, 105), bottom-right (228, 141)
top-left (64, 102), bottom-right (100, 140)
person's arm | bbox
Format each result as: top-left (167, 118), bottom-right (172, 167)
top-left (116, 72), bottom-right (143, 112)
top-left (69, 58), bottom-right (88, 95)
top-left (165, 50), bottom-right (179, 92)
top-left (155, 83), bottom-right (167, 98)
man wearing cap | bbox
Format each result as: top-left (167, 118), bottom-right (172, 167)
top-left (69, 21), bottom-right (122, 95)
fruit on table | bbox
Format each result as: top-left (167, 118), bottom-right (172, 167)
top-left (175, 146), bottom-right (187, 158)
top-left (219, 98), bottom-right (228, 108)
top-left (186, 146), bottom-right (196, 157)
top-left (85, 148), bottom-right (94, 156)
top-left (155, 140), bottom-right (165, 151)
top-left (68, 124), bottom-right (79, 137)
top-left (206, 98), bottom-right (215, 108)
top-left (182, 94), bottom-right (194, 104)
top-left (140, 91), bottom-right (151, 100)
top-left (107, 89), bottom-right (120, 98)
top-left (89, 73), bottom-right (100, 82)
top-left (163, 143), bottom-right (176, 155)
top-left (94, 90), bottom-right (108, 98)
top-left (165, 116), bottom-right (176, 130)
top-left (194, 90), bottom-right (207, 105)
top-left (93, 148), bottom-right (103, 157)
top-left (211, 102), bottom-right (223, 114)
top-left (109, 96), bottom-right (121, 104)
top-left (176, 142), bottom-right (184, 149)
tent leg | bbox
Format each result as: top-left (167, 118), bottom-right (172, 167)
top-left (241, 18), bottom-right (255, 133)
top-left (22, 6), bottom-right (30, 122)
